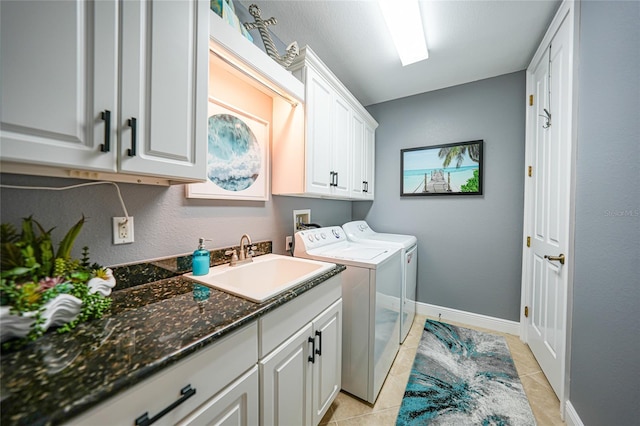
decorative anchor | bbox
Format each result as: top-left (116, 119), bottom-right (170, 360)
top-left (244, 4), bottom-right (299, 68)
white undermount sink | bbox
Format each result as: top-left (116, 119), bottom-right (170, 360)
top-left (184, 253), bottom-right (335, 303)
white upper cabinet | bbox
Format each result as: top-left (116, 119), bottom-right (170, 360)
top-left (1, 0), bottom-right (118, 172)
top-left (331, 93), bottom-right (352, 197)
top-left (0, 0), bottom-right (207, 184)
top-left (274, 46), bottom-right (377, 200)
top-left (304, 67), bottom-right (335, 195)
top-left (303, 66), bottom-right (352, 197)
top-left (118, 0), bottom-right (207, 180)
top-left (350, 113), bottom-right (375, 200)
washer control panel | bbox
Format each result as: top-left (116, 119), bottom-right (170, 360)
top-left (294, 226), bottom-right (346, 251)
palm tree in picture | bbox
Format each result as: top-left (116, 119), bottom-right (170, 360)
top-left (438, 143), bottom-right (480, 168)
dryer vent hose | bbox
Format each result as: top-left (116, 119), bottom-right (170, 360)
top-left (297, 222), bottom-right (322, 230)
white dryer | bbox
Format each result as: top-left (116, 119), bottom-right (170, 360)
top-left (342, 221), bottom-right (417, 344)
top-left (294, 226), bottom-right (401, 404)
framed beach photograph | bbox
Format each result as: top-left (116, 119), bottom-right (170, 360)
top-left (186, 97), bottom-right (270, 201)
top-left (400, 140), bottom-right (483, 196)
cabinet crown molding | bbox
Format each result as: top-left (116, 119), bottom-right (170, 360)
top-left (290, 46), bottom-right (378, 128)
top-left (209, 11), bottom-right (305, 105)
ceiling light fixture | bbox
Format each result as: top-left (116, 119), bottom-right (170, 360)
top-left (378, 0), bottom-right (429, 66)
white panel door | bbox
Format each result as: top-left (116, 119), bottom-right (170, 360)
top-left (525, 11), bottom-right (573, 400)
top-left (363, 123), bottom-right (376, 199)
top-left (350, 113), bottom-right (366, 198)
top-left (260, 323), bottom-right (313, 426)
top-left (311, 300), bottom-right (342, 426)
top-left (178, 366), bottom-right (259, 426)
top-left (305, 67), bottom-right (333, 195)
top-left (331, 95), bottom-right (351, 197)
top-left (0, 0), bottom-right (117, 171)
top-left (119, 0), bottom-right (206, 180)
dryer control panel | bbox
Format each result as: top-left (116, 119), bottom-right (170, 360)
top-left (342, 220), bottom-right (374, 239)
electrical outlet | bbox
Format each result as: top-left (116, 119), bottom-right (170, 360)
top-left (113, 217), bottom-right (134, 244)
top-left (285, 236), bottom-right (293, 252)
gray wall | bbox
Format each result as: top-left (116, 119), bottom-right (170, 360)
top-left (0, 173), bottom-right (352, 267)
top-left (569, 1), bottom-right (640, 423)
top-left (357, 71), bottom-right (526, 321)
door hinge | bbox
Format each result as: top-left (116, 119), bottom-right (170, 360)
top-left (526, 236), bottom-right (531, 247)
top-left (524, 306), bottom-right (529, 318)
top-left (529, 94), bottom-right (534, 106)
top-left (528, 166), bottom-right (532, 177)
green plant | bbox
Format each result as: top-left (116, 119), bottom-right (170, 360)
top-left (1, 216), bottom-right (112, 347)
top-left (461, 169), bottom-right (480, 193)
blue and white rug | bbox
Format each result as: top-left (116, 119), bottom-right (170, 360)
top-left (396, 320), bottom-right (536, 425)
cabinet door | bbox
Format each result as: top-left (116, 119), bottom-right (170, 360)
top-left (350, 113), bottom-right (366, 199)
top-left (261, 323), bottom-right (313, 426)
top-left (331, 96), bottom-right (351, 197)
top-left (363, 123), bottom-right (376, 199)
top-left (304, 67), bottom-right (333, 195)
top-left (178, 366), bottom-right (259, 426)
top-left (67, 323), bottom-right (258, 426)
top-left (0, 0), bottom-right (117, 171)
top-left (311, 299), bottom-right (342, 426)
top-left (120, 0), bottom-right (206, 180)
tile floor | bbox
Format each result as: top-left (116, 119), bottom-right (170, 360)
top-left (320, 315), bottom-right (566, 425)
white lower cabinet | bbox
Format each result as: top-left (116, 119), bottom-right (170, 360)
top-left (260, 275), bottom-right (342, 426)
top-left (65, 323), bottom-right (258, 426)
top-left (261, 322), bottom-right (314, 426)
top-left (310, 300), bottom-right (342, 426)
top-left (177, 366), bottom-right (259, 426)
top-left (261, 300), bottom-right (342, 426)
top-left (64, 276), bottom-right (342, 426)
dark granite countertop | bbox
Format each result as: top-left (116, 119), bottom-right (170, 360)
top-left (0, 251), bottom-right (345, 426)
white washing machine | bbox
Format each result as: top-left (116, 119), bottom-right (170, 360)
top-left (342, 221), bottom-right (417, 344)
top-left (294, 226), bottom-right (401, 404)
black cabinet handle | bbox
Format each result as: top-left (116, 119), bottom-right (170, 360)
top-left (334, 172), bottom-right (339, 187)
top-left (135, 384), bottom-right (196, 426)
top-left (308, 336), bottom-right (316, 363)
top-left (100, 110), bottom-right (111, 153)
top-left (315, 330), bottom-right (322, 356)
top-left (127, 117), bottom-right (137, 157)
top-left (329, 171), bottom-right (335, 187)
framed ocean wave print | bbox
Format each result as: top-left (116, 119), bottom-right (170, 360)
top-left (187, 97), bottom-right (270, 201)
top-left (400, 140), bottom-right (483, 196)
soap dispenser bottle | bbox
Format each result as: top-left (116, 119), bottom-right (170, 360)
top-left (192, 238), bottom-right (210, 276)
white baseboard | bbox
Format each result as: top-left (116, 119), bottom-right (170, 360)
top-left (565, 401), bottom-right (584, 426)
top-left (416, 302), bottom-right (521, 335)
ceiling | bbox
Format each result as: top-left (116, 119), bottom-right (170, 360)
top-left (237, 0), bottom-right (560, 106)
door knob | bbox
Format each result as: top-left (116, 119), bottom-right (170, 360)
top-left (544, 254), bottom-right (565, 265)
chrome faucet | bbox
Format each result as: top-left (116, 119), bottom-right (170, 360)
top-left (226, 234), bottom-right (256, 266)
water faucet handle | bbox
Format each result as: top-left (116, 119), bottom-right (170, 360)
top-left (225, 249), bottom-right (238, 265)
top-left (247, 245), bottom-right (257, 257)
